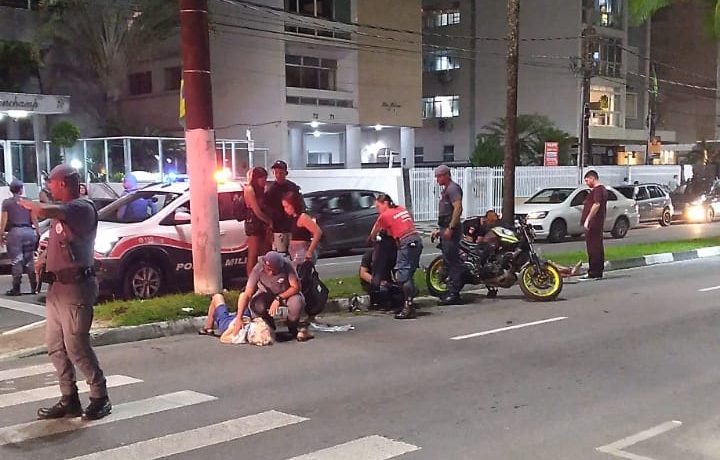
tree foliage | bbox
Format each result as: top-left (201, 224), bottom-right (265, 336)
top-left (630, 0), bottom-right (720, 34)
top-left (37, 0), bottom-right (179, 124)
top-left (471, 114), bottom-right (575, 167)
top-left (0, 40), bottom-right (39, 92)
top-left (49, 120), bottom-right (81, 149)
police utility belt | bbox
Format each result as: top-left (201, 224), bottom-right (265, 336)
top-left (44, 267), bottom-right (95, 284)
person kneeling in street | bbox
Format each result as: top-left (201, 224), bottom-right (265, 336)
top-left (359, 231), bottom-right (403, 311)
top-left (369, 194), bottom-right (423, 319)
top-left (232, 251), bottom-right (309, 341)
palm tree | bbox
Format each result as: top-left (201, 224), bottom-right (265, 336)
top-left (630, 0), bottom-right (720, 32)
top-left (37, 0), bottom-right (179, 129)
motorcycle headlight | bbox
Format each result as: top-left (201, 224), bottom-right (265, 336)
top-left (526, 211), bottom-right (548, 220)
top-left (94, 236), bottom-right (119, 255)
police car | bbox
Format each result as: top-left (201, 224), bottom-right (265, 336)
top-left (42, 180), bottom-right (249, 299)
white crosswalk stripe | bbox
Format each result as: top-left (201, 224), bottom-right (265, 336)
top-left (285, 435), bottom-right (421, 460)
top-left (0, 363), bottom-right (55, 382)
top-left (0, 375), bottom-right (142, 409)
top-left (65, 410), bottom-right (309, 460)
top-left (0, 390), bottom-right (216, 446)
top-left (0, 364), bottom-right (421, 460)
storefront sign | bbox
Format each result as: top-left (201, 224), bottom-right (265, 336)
top-left (544, 142), bottom-right (559, 166)
top-left (0, 92), bottom-right (70, 114)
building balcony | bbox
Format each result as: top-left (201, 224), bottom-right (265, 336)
top-left (285, 87), bottom-right (358, 125)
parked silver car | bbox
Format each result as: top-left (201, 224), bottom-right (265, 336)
top-left (615, 183), bottom-right (673, 226)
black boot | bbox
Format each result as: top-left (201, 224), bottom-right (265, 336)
top-left (6, 276), bottom-right (20, 296)
top-left (395, 299), bottom-right (416, 319)
top-left (37, 393), bottom-right (82, 419)
top-left (438, 293), bottom-right (462, 306)
top-left (287, 321), bottom-right (299, 340)
top-left (29, 273), bottom-right (38, 294)
top-left (83, 396), bottom-right (112, 421)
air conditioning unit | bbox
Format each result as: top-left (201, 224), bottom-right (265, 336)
top-left (437, 70), bottom-right (454, 84)
top-left (438, 118), bottom-right (454, 132)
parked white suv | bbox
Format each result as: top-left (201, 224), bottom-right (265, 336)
top-left (41, 180), bottom-right (248, 299)
top-left (516, 186), bottom-right (640, 242)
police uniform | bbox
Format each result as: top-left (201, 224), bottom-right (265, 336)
top-left (37, 165), bottom-right (111, 421)
top-left (436, 165), bottom-right (463, 303)
top-left (2, 180), bottom-right (38, 295)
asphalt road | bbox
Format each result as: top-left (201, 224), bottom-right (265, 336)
top-left (1, 257), bottom-right (720, 459)
top-left (315, 220), bottom-right (720, 278)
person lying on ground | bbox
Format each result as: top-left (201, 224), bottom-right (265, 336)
top-left (359, 231), bottom-right (402, 311)
top-left (198, 293), bottom-right (249, 343)
top-left (548, 260), bottom-right (583, 278)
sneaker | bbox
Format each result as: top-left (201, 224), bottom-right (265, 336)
top-left (578, 274), bottom-right (602, 281)
top-left (37, 394), bottom-right (82, 419)
top-left (82, 396), bottom-right (112, 421)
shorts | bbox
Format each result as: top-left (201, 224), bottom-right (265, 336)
top-left (212, 304), bottom-right (236, 334)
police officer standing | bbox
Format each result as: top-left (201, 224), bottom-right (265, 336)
top-left (0, 179), bottom-right (40, 295)
top-left (432, 165), bottom-right (464, 305)
top-left (20, 164), bottom-right (111, 421)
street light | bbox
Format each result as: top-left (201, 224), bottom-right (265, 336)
top-left (70, 159), bottom-right (83, 169)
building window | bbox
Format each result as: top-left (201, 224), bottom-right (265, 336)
top-left (414, 147), bottom-right (424, 164)
top-left (286, 0), bottom-right (334, 20)
top-left (286, 55), bottom-right (337, 91)
top-left (286, 95), bottom-right (353, 108)
top-left (0, 0), bottom-right (39, 9)
top-left (128, 71), bottom-right (152, 96)
top-left (423, 50), bottom-right (460, 72)
top-left (424, 7), bottom-right (460, 28)
top-left (589, 86), bottom-right (621, 127)
top-left (422, 95), bottom-right (459, 118)
top-left (443, 145), bottom-right (454, 163)
top-left (626, 92), bottom-right (638, 120)
top-left (164, 66), bottom-right (182, 91)
top-left (593, 37), bottom-right (622, 78)
top-left (596, 0), bottom-right (622, 29)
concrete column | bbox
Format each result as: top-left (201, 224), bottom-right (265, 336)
top-left (289, 127), bottom-right (304, 169)
top-left (33, 114), bottom-right (47, 179)
top-left (345, 125), bottom-right (361, 169)
top-left (400, 127), bottom-right (415, 169)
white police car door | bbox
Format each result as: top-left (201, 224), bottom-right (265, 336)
top-left (217, 191), bottom-right (246, 271)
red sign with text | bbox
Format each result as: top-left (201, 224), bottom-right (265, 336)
top-left (544, 142), bottom-right (559, 166)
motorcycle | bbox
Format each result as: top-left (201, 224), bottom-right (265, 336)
top-left (425, 218), bottom-right (563, 302)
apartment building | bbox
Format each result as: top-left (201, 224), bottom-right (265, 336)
top-left (416, 0), bottom-right (676, 166)
top-left (117, 0), bottom-right (422, 169)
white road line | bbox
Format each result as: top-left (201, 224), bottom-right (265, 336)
top-left (450, 317), bottom-right (568, 341)
top-left (0, 298), bottom-right (46, 317)
top-left (66, 410), bottom-right (308, 460)
top-left (0, 390), bottom-right (216, 446)
top-left (0, 375), bottom-right (142, 409)
top-left (1, 320), bottom-right (46, 336)
top-left (596, 420), bottom-right (682, 460)
top-left (0, 363), bottom-right (55, 382)
top-left (285, 435), bottom-right (420, 460)
top-left (699, 285), bottom-right (720, 292)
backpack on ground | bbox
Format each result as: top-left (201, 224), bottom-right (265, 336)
top-left (297, 261), bottom-right (329, 316)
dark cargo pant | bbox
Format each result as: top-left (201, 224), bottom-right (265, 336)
top-left (440, 225), bottom-right (463, 296)
top-left (7, 227), bottom-right (37, 278)
top-left (585, 225), bottom-right (605, 278)
top-left (45, 278), bottom-right (107, 398)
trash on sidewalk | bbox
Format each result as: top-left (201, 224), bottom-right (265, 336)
top-left (181, 307), bottom-right (194, 313)
top-left (309, 322), bottom-right (355, 333)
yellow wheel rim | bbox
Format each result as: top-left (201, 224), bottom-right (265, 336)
top-left (522, 264), bottom-right (561, 298)
top-left (428, 259), bottom-right (448, 292)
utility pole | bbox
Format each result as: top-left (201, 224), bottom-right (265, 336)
top-left (179, 0), bottom-right (222, 294)
top-left (646, 63), bottom-right (658, 165)
top-left (502, 0), bottom-right (519, 226)
top-left (579, 25), bottom-right (596, 183)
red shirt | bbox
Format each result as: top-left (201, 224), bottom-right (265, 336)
top-left (376, 206), bottom-right (416, 239)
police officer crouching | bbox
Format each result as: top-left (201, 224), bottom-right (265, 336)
top-left (20, 165), bottom-right (111, 421)
top-left (0, 179), bottom-right (40, 295)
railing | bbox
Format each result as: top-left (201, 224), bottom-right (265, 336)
top-left (410, 165), bottom-right (688, 222)
top-left (590, 110), bottom-right (622, 127)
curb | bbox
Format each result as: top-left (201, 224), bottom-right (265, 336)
top-left (2, 246), bottom-right (718, 361)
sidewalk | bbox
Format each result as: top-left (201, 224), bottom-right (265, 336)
top-left (2, 246), bottom-right (719, 362)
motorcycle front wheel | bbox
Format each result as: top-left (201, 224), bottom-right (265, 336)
top-left (425, 256), bottom-right (449, 298)
top-left (519, 263), bottom-right (563, 302)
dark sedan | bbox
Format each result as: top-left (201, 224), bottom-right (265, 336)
top-left (303, 189), bottom-right (381, 254)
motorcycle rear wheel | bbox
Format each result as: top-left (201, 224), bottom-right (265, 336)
top-left (519, 263), bottom-right (563, 302)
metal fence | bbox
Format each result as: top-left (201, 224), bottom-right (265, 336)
top-left (410, 165), bottom-right (689, 222)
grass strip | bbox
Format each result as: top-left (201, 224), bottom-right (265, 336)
top-left (95, 236), bottom-right (720, 327)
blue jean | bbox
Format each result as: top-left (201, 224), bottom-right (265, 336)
top-left (440, 226), bottom-right (462, 296)
top-left (395, 234), bottom-right (423, 299)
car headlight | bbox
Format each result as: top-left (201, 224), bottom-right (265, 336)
top-left (94, 236), bottom-right (119, 255)
top-left (526, 211), bottom-right (548, 219)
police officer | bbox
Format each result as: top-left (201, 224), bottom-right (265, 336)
top-left (432, 164), bottom-right (463, 305)
top-left (0, 179), bottom-right (40, 295)
top-left (20, 164), bottom-right (111, 421)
